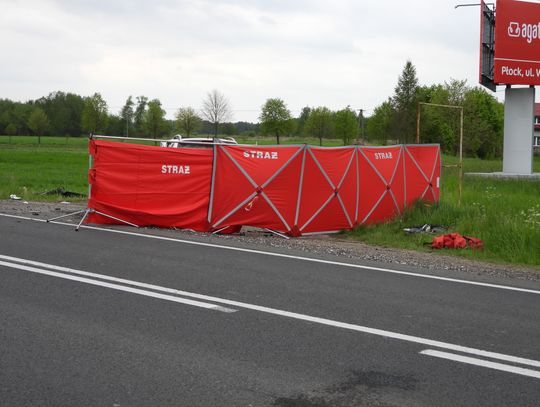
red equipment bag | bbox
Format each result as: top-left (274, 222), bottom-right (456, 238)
top-left (431, 233), bottom-right (483, 249)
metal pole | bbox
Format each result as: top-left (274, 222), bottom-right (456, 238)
top-left (416, 102), bottom-right (421, 144)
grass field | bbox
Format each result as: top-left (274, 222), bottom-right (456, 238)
top-left (1, 135), bottom-right (539, 267)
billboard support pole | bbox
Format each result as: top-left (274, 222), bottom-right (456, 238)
top-left (502, 86), bottom-right (535, 175)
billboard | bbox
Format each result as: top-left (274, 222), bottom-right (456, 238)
top-left (479, 1), bottom-right (496, 91)
top-left (493, 0), bottom-right (540, 85)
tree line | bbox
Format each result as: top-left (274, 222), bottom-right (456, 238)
top-left (0, 61), bottom-right (504, 157)
top-left (365, 61), bottom-right (504, 158)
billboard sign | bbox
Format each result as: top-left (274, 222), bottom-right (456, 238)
top-left (479, 1), bottom-right (496, 91)
top-left (494, 0), bottom-right (540, 85)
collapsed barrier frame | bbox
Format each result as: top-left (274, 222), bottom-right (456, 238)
top-left (49, 135), bottom-right (441, 236)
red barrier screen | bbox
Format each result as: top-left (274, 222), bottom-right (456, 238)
top-left (87, 140), bottom-right (213, 231)
top-left (358, 146), bottom-right (405, 224)
top-left (86, 141), bottom-right (440, 236)
top-left (296, 147), bottom-right (358, 234)
top-left (208, 145), bottom-right (304, 233)
top-left (404, 144), bottom-right (441, 206)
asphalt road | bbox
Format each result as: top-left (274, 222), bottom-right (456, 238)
top-left (1, 213), bottom-right (539, 407)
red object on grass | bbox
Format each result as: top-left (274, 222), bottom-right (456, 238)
top-left (431, 233), bottom-right (483, 249)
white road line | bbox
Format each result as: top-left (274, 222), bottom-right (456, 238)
top-left (420, 349), bottom-right (540, 380)
top-left (1, 213), bottom-right (539, 296)
top-left (1, 253), bottom-right (539, 371)
top-left (0, 260), bottom-right (236, 313)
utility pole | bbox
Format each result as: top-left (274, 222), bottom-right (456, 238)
top-left (358, 109), bottom-right (365, 141)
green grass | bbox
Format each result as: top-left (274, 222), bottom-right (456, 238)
top-left (0, 145), bottom-right (88, 202)
top-left (1, 135), bottom-right (539, 267)
top-left (349, 155), bottom-right (540, 267)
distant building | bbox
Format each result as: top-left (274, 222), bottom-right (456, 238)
top-left (535, 103), bottom-right (540, 154)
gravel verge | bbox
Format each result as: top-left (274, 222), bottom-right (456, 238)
top-left (1, 199), bottom-right (538, 284)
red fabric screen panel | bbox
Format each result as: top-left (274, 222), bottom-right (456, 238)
top-left (296, 147), bottom-right (358, 234)
top-left (208, 145), bottom-right (304, 233)
top-left (87, 140), bottom-right (213, 231)
top-left (358, 146), bottom-right (405, 225)
top-left (404, 145), bottom-right (441, 206)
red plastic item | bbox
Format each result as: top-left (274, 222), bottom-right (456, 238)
top-left (431, 233), bottom-right (483, 250)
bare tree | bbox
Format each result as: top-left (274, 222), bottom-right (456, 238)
top-left (201, 89), bottom-right (231, 138)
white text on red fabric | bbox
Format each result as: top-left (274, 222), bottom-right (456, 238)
top-left (243, 151), bottom-right (279, 160)
top-left (374, 152), bottom-right (393, 160)
top-left (161, 165), bottom-right (191, 174)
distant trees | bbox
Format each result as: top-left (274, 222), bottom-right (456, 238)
top-left (366, 65), bottom-right (504, 158)
top-left (201, 90), bottom-right (231, 138)
top-left (392, 60), bottom-right (419, 143)
top-left (175, 107), bottom-right (201, 137)
top-left (37, 91), bottom-right (84, 136)
top-left (120, 96), bottom-right (134, 137)
top-left (0, 75), bottom-right (506, 158)
top-left (462, 87), bottom-right (503, 158)
top-left (133, 96), bottom-right (148, 137)
top-left (259, 98), bottom-right (293, 144)
top-left (28, 107), bottom-right (49, 144)
top-left (295, 106), bottom-right (311, 136)
top-left (144, 99), bottom-right (167, 138)
top-left (304, 106), bottom-right (334, 146)
top-left (366, 100), bottom-right (394, 145)
top-left (81, 93), bottom-right (108, 134)
top-left (334, 106), bottom-right (358, 145)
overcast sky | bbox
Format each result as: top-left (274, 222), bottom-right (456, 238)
top-left (1, 0), bottom-right (537, 122)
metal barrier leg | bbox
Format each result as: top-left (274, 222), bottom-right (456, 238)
top-left (46, 209), bottom-right (87, 223)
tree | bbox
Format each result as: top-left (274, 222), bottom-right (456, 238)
top-left (334, 106), bottom-right (358, 145)
top-left (365, 100), bottom-right (394, 144)
top-left (295, 106), bottom-right (311, 136)
top-left (133, 96), bottom-right (148, 136)
top-left (445, 78), bottom-right (468, 106)
top-left (81, 93), bottom-right (109, 134)
top-left (175, 107), bottom-right (202, 137)
top-left (392, 60), bottom-right (419, 143)
top-left (5, 123), bottom-right (17, 136)
top-left (105, 114), bottom-right (124, 137)
top-left (27, 107), bottom-right (49, 144)
top-left (259, 98), bottom-right (293, 144)
top-left (462, 87), bottom-right (503, 159)
top-left (37, 91), bottom-right (84, 136)
top-left (144, 99), bottom-right (167, 138)
top-left (120, 96), bottom-right (135, 137)
top-left (9, 103), bottom-right (33, 136)
top-left (220, 122), bottom-right (237, 136)
top-left (304, 106), bottom-right (334, 146)
top-left (201, 90), bottom-right (231, 138)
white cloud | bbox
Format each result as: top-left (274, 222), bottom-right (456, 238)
top-left (0, 0), bottom-right (525, 121)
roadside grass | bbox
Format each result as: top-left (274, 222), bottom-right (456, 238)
top-left (1, 135), bottom-right (539, 267)
top-left (349, 155), bottom-right (540, 267)
top-left (0, 145), bottom-right (88, 201)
